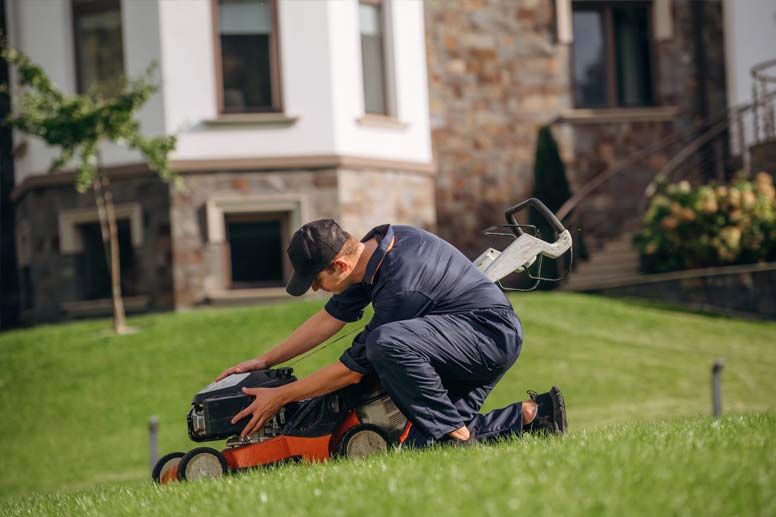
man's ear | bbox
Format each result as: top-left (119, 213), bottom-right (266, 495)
top-left (332, 257), bottom-right (351, 275)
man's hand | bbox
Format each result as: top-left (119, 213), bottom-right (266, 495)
top-left (215, 357), bottom-right (268, 382)
top-left (231, 386), bottom-right (287, 437)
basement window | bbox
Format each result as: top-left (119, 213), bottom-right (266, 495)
top-left (225, 212), bottom-right (290, 288)
top-left (76, 220), bottom-right (137, 300)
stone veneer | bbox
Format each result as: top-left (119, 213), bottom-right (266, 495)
top-left (13, 165), bottom-right (436, 322)
top-left (337, 168), bottom-right (436, 238)
top-left (170, 167), bottom-right (436, 308)
top-left (750, 140), bottom-right (776, 175)
top-left (425, 0), bottom-right (727, 257)
top-left (170, 169), bottom-right (340, 308)
top-left (14, 174), bottom-right (173, 323)
top-left (425, 0), bottom-right (567, 257)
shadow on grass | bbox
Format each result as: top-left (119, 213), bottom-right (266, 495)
top-left (596, 294), bottom-right (770, 322)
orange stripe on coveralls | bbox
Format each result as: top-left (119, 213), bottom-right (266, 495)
top-left (370, 236), bottom-right (396, 284)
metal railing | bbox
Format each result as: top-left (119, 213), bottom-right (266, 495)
top-left (751, 58), bottom-right (776, 145)
top-left (555, 58), bottom-right (776, 255)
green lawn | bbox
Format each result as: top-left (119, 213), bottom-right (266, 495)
top-left (1, 293), bottom-right (774, 513)
top-left (5, 413), bottom-right (775, 516)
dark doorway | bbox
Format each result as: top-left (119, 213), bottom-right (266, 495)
top-left (76, 220), bottom-right (136, 300)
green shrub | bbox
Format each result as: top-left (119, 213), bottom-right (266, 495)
top-left (635, 172), bottom-right (776, 273)
top-left (530, 125), bottom-right (572, 286)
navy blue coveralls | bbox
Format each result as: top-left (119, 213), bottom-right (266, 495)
top-left (326, 224), bottom-right (525, 447)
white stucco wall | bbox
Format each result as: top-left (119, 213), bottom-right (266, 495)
top-left (724, 0), bottom-right (776, 107)
top-left (8, 0), bottom-right (165, 182)
top-left (328, 0), bottom-right (432, 162)
top-left (8, 0), bottom-right (77, 184)
top-left (8, 0), bottom-right (433, 183)
top-left (166, 0), bottom-right (338, 159)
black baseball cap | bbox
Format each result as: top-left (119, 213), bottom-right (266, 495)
top-left (286, 219), bottom-right (349, 296)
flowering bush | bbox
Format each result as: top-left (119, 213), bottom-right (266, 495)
top-left (635, 172), bottom-right (776, 273)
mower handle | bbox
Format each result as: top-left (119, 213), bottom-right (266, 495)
top-left (505, 198), bottom-right (566, 237)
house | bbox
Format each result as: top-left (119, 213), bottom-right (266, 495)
top-left (3, 0), bottom-right (774, 325)
top-left (4, 0), bottom-right (435, 323)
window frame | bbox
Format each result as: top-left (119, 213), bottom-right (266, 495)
top-left (211, 0), bottom-right (283, 114)
top-left (204, 195), bottom-right (306, 293)
top-left (71, 0), bottom-right (126, 95)
top-left (570, 0), bottom-right (658, 109)
top-left (358, 0), bottom-right (392, 116)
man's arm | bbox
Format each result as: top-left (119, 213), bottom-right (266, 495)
top-left (232, 361), bottom-right (364, 437)
top-left (215, 308), bottom-right (346, 381)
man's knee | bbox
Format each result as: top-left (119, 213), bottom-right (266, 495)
top-left (366, 323), bottom-right (409, 365)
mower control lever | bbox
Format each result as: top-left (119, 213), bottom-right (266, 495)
top-left (504, 198), bottom-right (566, 237)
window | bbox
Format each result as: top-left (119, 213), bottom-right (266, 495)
top-left (76, 220), bottom-right (136, 300)
top-left (225, 212), bottom-right (290, 288)
top-left (72, 0), bottom-right (125, 96)
top-left (214, 0), bottom-right (281, 113)
top-left (571, 2), bottom-right (655, 108)
top-left (359, 0), bottom-right (389, 115)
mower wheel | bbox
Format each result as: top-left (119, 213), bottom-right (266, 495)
top-left (177, 447), bottom-right (229, 482)
top-left (338, 424), bottom-right (390, 459)
top-left (152, 451), bottom-right (185, 484)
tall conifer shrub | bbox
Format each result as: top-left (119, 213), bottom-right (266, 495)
top-left (529, 125), bottom-right (572, 287)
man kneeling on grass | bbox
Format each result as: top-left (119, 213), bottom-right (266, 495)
top-left (217, 219), bottom-right (567, 447)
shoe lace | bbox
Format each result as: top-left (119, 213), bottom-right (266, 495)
top-left (526, 390), bottom-right (539, 403)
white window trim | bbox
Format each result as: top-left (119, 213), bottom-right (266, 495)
top-left (556, 0), bottom-right (573, 44)
top-left (557, 0), bottom-right (673, 44)
top-left (205, 194), bottom-right (308, 244)
top-left (653, 0), bottom-right (674, 41)
top-left (59, 203), bottom-right (143, 254)
top-left (381, 0), bottom-right (398, 118)
top-left (357, 0), bottom-right (397, 118)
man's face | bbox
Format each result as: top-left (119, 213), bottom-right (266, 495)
top-left (311, 261), bottom-right (352, 295)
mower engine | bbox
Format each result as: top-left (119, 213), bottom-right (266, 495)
top-left (187, 367), bottom-right (298, 444)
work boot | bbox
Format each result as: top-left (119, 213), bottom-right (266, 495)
top-left (523, 386), bottom-right (567, 435)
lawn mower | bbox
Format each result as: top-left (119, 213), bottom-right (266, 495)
top-left (152, 198), bottom-right (572, 484)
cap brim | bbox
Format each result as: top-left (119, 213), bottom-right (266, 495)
top-left (286, 270), bottom-right (316, 296)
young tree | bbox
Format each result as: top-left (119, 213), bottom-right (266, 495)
top-left (2, 48), bottom-right (178, 334)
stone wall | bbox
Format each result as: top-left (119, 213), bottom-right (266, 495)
top-left (593, 264), bottom-right (776, 319)
top-left (170, 167), bottom-right (437, 308)
top-left (170, 169), bottom-right (340, 308)
top-left (750, 140), bottom-right (776, 174)
top-left (424, 0), bottom-right (567, 258)
top-left (14, 174), bottom-right (173, 323)
top-left (337, 168), bottom-right (436, 239)
top-left (14, 165), bottom-right (437, 320)
top-left (425, 0), bottom-right (728, 257)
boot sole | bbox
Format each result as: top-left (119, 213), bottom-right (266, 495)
top-left (550, 386), bottom-right (568, 435)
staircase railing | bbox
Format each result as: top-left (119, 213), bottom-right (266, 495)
top-left (555, 58), bottom-right (776, 258)
top-left (751, 58), bottom-right (776, 146)
top-left (643, 88), bottom-right (776, 203)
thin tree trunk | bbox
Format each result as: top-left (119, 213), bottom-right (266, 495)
top-left (92, 159), bottom-right (127, 334)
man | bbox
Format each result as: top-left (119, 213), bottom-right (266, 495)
top-left (217, 219), bottom-right (566, 447)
